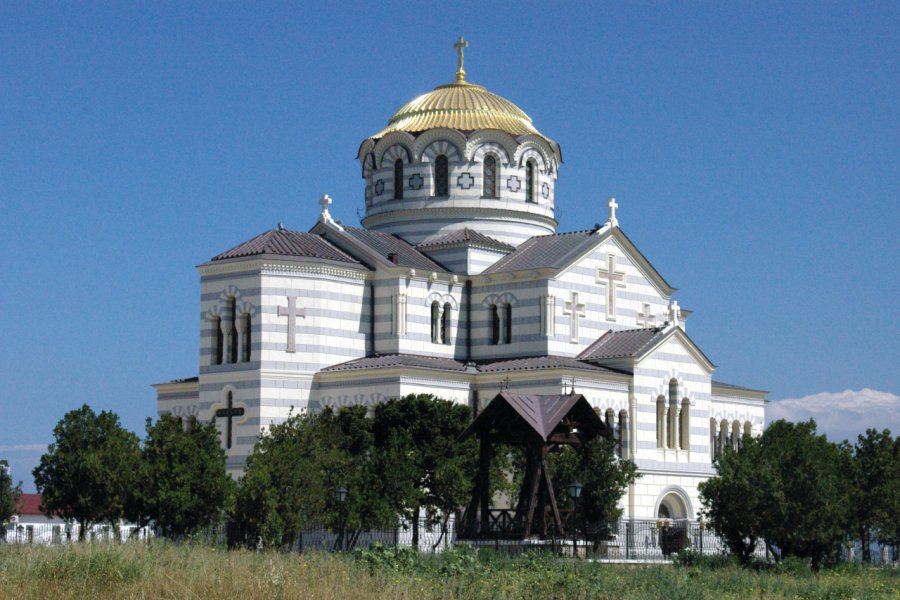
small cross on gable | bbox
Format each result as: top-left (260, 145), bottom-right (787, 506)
top-left (596, 254), bottom-right (626, 321)
top-left (607, 197), bottom-right (619, 227)
top-left (562, 291), bottom-right (586, 343)
top-left (668, 300), bottom-right (681, 328)
top-left (277, 295), bottom-right (306, 353)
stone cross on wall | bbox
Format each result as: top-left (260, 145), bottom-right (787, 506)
top-left (277, 295), bottom-right (306, 353)
top-left (636, 303), bottom-right (656, 328)
top-left (215, 393), bottom-right (244, 450)
top-left (597, 254), bottom-right (626, 320)
top-left (562, 291), bottom-right (586, 343)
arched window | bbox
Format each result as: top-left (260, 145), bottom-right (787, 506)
top-left (710, 418), bottom-right (718, 461)
top-left (393, 158), bottom-right (404, 200)
top-left (228, 297), bottom-right (238, 364)
top-left (731, 421), bottom-right (741, 451)
top-left (483, 155), bottom-right (498, 197)
top-left (604, 408), bottom-right (616, 455)
top-left (242, 314), bottom-right (252, 362)
top-left (442, 302), bottom-right (452, 345)
top-left (667, 379), bottom-right (678, 449)
top-left (656, 396), bottom-right (666, 448)
top-left (680, 398), bottom-right (690, 451)
top-left (618, 410), bottom-right (628, 459)
top-left (743, 421), bottom-right (752, 437)
top-left (431, 301), bottom-right (441, 343)
top-left (525, 160), bottom-right (536, 203)
top-left (719, 420), bottom-right (728, 453)
top-left (490, 305), bottom-right (500, 345)
top-left (213, 316), bottom-right (224, 365)
top-left (434, 155), bottom-right (449, 196)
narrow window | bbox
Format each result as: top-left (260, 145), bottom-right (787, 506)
top-left (214, 316), bottom-right (224, 365)
top-left (393, 158), bottom-right (403, 200)
top-left (431, 301), bottom-right (441, 343)
top-left (442, 303), bottom-right (452, 345)
top-left (490, 305), bottom-right (500, 345)
top-left (605, 408), bottom-right (616, 455)
top-left (656, 396), bottom-right (666, 448)
top-left (710, 418), bottom-right (718, 461)
top-left (483, 155), bottom-right (497, 197)
top-left (504, 303), bottom-right (512, 344)
top-left (435, 155), bottom-right (449, 196)
top-left (732, 421), bottom-right (741, 451)
top-left (680, 398), bottom-right (689, 451)
top-left (229, 297), bottom-right (238, 364)
top-left (618, 410), bottom-right (628, 459)
top-left (525, 160), bottom-right (535, 203)
top-left (668, 379), bottom-right (678, 449)
top-left (243, 314), bottom-right (252, 362)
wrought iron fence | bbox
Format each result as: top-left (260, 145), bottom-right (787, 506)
top-left (2, 522), bottom-right (153, 545)
top-left (6, 517), bottom-right (893, 565)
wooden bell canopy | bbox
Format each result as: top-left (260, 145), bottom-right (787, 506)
top-left (459, 392), bottom-right (610, 539)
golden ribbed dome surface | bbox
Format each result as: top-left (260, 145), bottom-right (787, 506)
top-left (372, 80), bottom-right (547, 140)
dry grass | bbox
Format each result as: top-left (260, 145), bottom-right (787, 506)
top-left (0, 542), bottom-right (426, 600)
top-left (0, 541), bottom-right (897, 599)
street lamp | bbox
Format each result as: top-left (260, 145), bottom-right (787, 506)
top-left (335, 487), bottom-right (348, 551)
top-left (568, 480), bottom-right (583, 557)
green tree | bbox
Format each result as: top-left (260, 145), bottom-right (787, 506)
top-left (700, 419), bottom-right (853, 568)
top-left (232, 410), bottom-right (331, 549)
top-left (696, 433), bottom-right (769, 564)
top-left (850, 428), bottom-right (899, 562)
top-left (126, 414), bottom-right (232, 539)
top-left (372, 394), bottom-right (476, 549)
top-left (232, 406), bottom-right (396, 550)
top-left (549, 436), bottom-right (639, 539)
top-left (33, 404), bottom-right (141, 540)
top-left (0, 460), bottom-right (23, 539)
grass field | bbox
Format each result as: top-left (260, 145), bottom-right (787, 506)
top-left (0, 542), bottom-right (897, 599)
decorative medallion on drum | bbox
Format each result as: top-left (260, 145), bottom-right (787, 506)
top-left (541, 182), bottom-right (550, 199)
top-left (374, 179), bottom-right (385, 196)
top-left (507, 175), bottom-right (521, 193)
top-left (457, 172), bottom-right (474, 190)
top-left (409, 173), bottom-right (424, 190)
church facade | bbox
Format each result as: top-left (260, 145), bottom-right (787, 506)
top-left (154, 41), bottom-right (766, 522)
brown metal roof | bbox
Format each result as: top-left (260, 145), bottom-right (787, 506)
top-left (483, 229), bottom-right (597, 273)
top-left (417, 228), bottom-right (515, 253)
top-left (212, 228), bottom-right (360, 264)
top-left (460, 392), bottom-right (607, 442)
top-left (340, 226), bottom-right (449, 272)
top-left (577, 328), bottom-right (666, 360)
top-left (478, 355), bottom-right (630, 375)
top-left (320, 354), bottom-right (468, 373)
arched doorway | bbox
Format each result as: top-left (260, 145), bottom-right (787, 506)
top-left (656, 489), bottom-right (691, 521)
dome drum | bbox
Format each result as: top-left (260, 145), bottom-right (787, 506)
top-left (356, 52), bottom-right (562, 249)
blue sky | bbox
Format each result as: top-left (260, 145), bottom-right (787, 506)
top-left (2, 2), bottom-right (898, 491)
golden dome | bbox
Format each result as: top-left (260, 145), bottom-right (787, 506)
top-left (371, 80), bottom-right (550, 141)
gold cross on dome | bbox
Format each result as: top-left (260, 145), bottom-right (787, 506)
top-left (454, 36), bottom-right (468, 82)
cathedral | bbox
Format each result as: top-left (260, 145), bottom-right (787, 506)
top-left (154, 39), bottom-right (766, 522)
